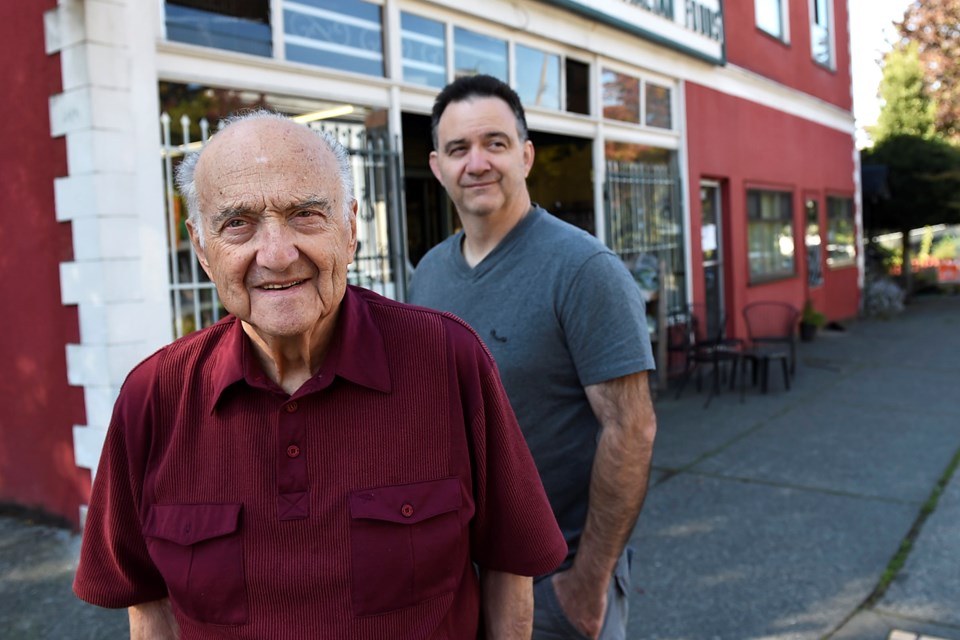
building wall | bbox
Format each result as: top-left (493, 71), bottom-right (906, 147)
top-left (0, 0), bottom-right (90, 526)
top-left (685, 82), bottom-right (859, 340)
top-left (724, 0), bottom-right (853, 111)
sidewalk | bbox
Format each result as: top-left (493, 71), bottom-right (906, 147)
top-left (628, 293), bottom-right (960, 639)
top-left (1, 294), bottom-right (958, 639)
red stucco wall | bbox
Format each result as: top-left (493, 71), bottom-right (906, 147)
top-left (0, 1), bottom-right (90, 527)
top-left (685, 82), bottom-right (859, 340)
top-left (723, 0), bottom-right (852, 111)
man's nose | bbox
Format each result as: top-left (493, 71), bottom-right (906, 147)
top-left (255, 221), bottom-right (299, 271)
top-left (464, 147), bottom-right (491, 173)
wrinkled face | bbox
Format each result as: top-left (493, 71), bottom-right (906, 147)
top-left (429, 96), bottom-right (534, 220)
top-left (187, 119), bottom-right (357, 343)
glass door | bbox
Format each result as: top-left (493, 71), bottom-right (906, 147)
top-left (700, 181), bottom-right (724, 339)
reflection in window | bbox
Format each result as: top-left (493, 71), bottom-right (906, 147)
top-left (605, 147), bottom-right (685, 314)
top-left (645, 83), bottom-right (672, 129)
top-left (284, 0), bottom-right (384, 77)
top-left (165, 0), bottom-right (271, 57)
top-left (810, 0), bottom-right (834, 67)
top-left (755, 0), bottom-right (786, 40)
top-left (747, 190), bottom-right (795, 283)
top-left (401, 12), bottom-right (446, 88)
top-left (454, 27), bottom-right (507, 80)
top-left (516, 45), bottom-right (560, 110)
top-left (805, 198), bottom-right (823, 287)
top-left (826, 196), bottom-right (856, 268)
top-left (602, 69), bottom-right (640, 124)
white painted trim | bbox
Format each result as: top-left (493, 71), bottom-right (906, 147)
top-left (691, 63), bottom-right (855, 134)
top-left (46, 1), bottom-right (172, 491)
top-left (677, 79), bottom-right (694, 307)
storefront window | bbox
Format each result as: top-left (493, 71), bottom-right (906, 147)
top-left (401, 12), bottom-right (446, 88)
top-left (515, 45), bottom-right (561, 111)
top-left (602, 69), bottom-right (640, 124)
top-left (747, 189), bottom-right (795, 283)
top-left (165, 0), bottom-right (271, 57)
top-left (605, 147), bottom-right (686, 319)
top-left (284, 0), bottom-right (384, 77)
top-left (454, 27), bottom-right (507, 80)
top-left (645, 82), bottom-right (672, 129)
top-left (826, 196), bottom-right (856, 268)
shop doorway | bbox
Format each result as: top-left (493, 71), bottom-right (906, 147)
top-left (700, 181), bottom-right (725, 339)
top-left (527, 131), bottom-right (594, 233)
top-left (401, 113), bottom-right (457, 267)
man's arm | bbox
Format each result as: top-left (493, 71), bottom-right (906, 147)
top-left (480, 569), bottom-right (533, 639)
top-left (552, 370), bottom-right (656, 639)
top-left (129, 598), bottom-right (179, 640)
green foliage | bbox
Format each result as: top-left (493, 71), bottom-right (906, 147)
top-left (860, 134), bottom-right (960, 233)
top-left (896, 0), bottom-right (960, 144)
top-left (918, 225), bottom-right (935, 260)
top-left (800, 300), bottom-right (826, 328)
top-left (932, 234), bottom-right (958, 260)
top-left (872, 42), bottom-right (937, 143)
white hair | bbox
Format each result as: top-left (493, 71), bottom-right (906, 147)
top-left (174, 109), bottom-right (355, 247)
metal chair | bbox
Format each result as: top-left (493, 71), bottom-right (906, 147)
top-left (741, 301), bottom-right (800, 376)
top-left (739, 301), bottom-right (800, 397)
top-left (673, 304), bottom-right (742, 407)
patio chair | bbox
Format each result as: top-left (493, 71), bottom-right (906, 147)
top-left (741, 301), bottom-right (800, 376)
top-left (673, 304), bottom-right (742, 407)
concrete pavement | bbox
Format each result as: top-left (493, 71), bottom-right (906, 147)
top-left (1, 293), bottom-right (958, 639)
top-left (628, 292), bottom-right (960, 639)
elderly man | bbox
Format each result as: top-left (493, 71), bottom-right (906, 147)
top-left (73, 111), bottom-right (566, 639)
top-left (410, 75), bottom-right (657, 640)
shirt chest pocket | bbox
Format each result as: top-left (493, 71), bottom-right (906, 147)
top-left (348, 477), bottom-right (463, 615)
top-left (144, 503), bottom-right (247, 625)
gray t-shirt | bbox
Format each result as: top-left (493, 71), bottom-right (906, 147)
top-left (409, 206), bottom-right (654, 567)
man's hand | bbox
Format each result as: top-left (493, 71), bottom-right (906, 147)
top-left (129, 598), bottom-right (179, 640)
top-left (551, 567), bottom-right (607, 639)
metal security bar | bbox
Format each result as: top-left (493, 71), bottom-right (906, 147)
top-left (160, 114), bottom-right (407, 339)
top-left (604, 158), bottom-right (686, 314)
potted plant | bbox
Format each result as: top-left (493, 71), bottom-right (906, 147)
top-left (799, 300), bottom-right (826, 341)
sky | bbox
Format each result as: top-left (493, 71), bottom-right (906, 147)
top-left (848, 0), bottom-right (915, 147)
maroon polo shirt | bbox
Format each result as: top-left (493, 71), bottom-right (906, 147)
top-left (74, 286), bottom-right (566, 639)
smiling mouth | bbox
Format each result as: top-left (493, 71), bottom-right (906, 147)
top-left (260, 279), bottom-right (306, 291)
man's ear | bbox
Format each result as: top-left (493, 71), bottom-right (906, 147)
top-left (522, 140), bottom-right (535, 178)
top-left (347, 199), bottom-right (359, 264)
top-left (428, 150), bottom-right (442, 182)
top-left (186, 219), bottom-right (214, 279)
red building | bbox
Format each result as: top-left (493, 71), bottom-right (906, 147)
top-left (687, 0), bottom-right (860, 343)
top-left (0, 0), bottom-right (860, 526)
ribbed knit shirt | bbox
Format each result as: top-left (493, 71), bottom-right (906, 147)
top-left (73, 286), bottom-right (566, 639)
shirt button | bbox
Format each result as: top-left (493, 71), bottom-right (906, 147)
top-left (286, 445), bottom-right (301, 458)
top-left (400, 503), bottom-right (414, 518)
top-left (285, 401), bottom-right (298, 413)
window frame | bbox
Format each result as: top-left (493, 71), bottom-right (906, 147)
top-left (399, 11), bottom-right (447, 89)
top-left (754, 0), bottom-right (790, 43)
top-left (746, 188), bottom-right (797, 285)
top-left (825, 195), bottom-right (856, 269)
top-left (809, 0), bottom-right (835, 69)
top-left (601, 66), bottom-right (676, 132)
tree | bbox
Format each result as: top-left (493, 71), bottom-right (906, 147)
top-left (861, 134), bottom-right (960, 292)
top-left (896, 0), bottom-right (960, 143)
top-left (870, 42), bottom-right (936, 142)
